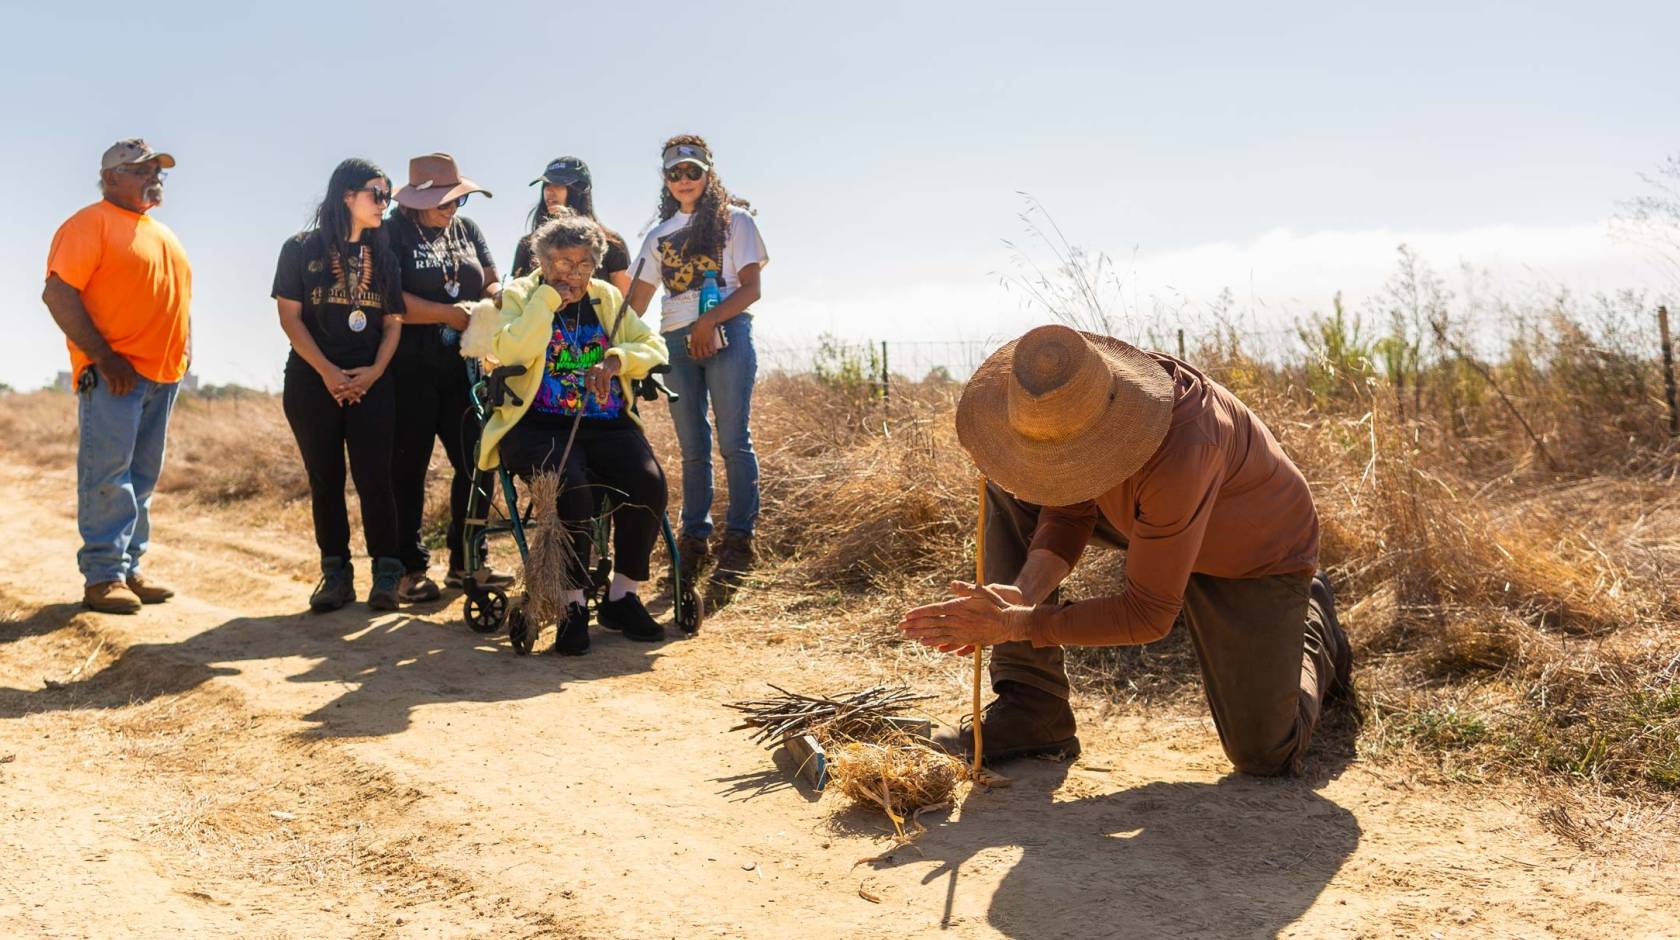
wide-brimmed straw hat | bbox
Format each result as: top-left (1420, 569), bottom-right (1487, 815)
top-left (393, 153), bottom-right (491, 209)
top-left (956, 325), bottom-right (1174, 507)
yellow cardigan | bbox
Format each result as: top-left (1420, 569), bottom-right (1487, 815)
top-left (470, 273), bottom-right (668, 471)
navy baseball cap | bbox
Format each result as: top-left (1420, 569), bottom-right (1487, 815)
top-left (531, 156), bottom-right (591, 188)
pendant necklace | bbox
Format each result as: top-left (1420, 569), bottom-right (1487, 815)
top-left (331, 243), bottom-right (374, 332)
top-left (422, 218), bottom-right (462, 298)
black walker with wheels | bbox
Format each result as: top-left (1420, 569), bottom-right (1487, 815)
top-left (457, 356), bottom-right (703, 654)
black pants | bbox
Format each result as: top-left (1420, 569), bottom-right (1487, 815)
top-left (500, 422), bottom-right (667, 582)
top-left (283, 356), bottom-right (400, 561)
top-left (391, 352), bottom-right (480, 574)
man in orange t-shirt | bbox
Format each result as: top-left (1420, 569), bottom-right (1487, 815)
top-left (42, 138), bottom-right (193, 614)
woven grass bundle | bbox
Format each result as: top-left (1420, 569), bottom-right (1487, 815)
top-left (522, 470), bottom-right (582, 625)
top-left (826, 738), bottom-right (966, 818)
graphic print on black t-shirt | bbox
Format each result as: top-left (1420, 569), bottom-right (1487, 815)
top-left (271, 233), bottom-right (404, 368)
top-left (655, 227), bottom-right (724, 295)
top-left (530, 298), bottom-right (627, 423)
top-left (389, 215), bottom-right (494, 358)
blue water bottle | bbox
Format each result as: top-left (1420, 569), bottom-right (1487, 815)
top-left (698, 270), bottom-right (721, 315)
top-left (696, 270), bottom-right (727, 351)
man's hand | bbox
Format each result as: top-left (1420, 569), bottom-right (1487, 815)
top-left (95, 351), bottom-right (139, 397)
top-left (339, 366), bottom-right (383, 405)
top-left (688, 316), bottom-right (722, 359)
top-left (585, 356), bottom-right (621, 402)
top-left (898, 581), bottom-right (1033, 655)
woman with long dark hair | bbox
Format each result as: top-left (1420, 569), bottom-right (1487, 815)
top-left (509, 156), bottom-right (632, 294)
top-left (626, 134), bottom-right (768, 607)
top-left (385, 153), bottom-right (511, 601)
top-left (272, 158), bottom-right (407, 612)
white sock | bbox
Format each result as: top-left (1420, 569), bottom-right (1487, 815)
top-left (608, 574), bottom-right (638, 602)
top-left (563, 589), bottom-right (586, 608)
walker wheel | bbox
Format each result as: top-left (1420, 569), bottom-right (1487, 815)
top-left (677, 587), bottom-right (704, 635)
top-left (464, 586), bottom-right (508, 634)
top-left (507, 607), bottom-right (534, 656)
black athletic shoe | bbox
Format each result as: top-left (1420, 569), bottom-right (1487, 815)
top-left (367, 557), bottom-right (404, 612)
top-left (551, 602), bottom-right (590, 656)
top-left (595, 593), bottom-right (665, 643)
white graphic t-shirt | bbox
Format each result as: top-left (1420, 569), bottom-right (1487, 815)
top-left (632, 206), bottom-right (768, 334)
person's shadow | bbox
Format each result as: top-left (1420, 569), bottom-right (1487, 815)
top-left (0, 597), bottom-right (669, 738)
top-left (862, 759), bottom-right (1361, 939)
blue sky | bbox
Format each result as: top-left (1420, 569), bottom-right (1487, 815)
top-left (4, 1), bottom-right (1677, 388)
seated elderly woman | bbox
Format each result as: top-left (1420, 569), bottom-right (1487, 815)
top-left (471, 212), bottom-right (670, 655)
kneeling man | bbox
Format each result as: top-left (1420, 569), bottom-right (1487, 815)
top-left (900, 325), bottom-right (1352, 776)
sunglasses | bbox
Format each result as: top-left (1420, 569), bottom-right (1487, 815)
top-left (440, 195), bottom-right (468, 210)
top-left (114, 165), bottom-right (167, 181)
top-left (663, 165), bottom-right (706, 183)
top-left (356, 187), bottom-right (394, 206)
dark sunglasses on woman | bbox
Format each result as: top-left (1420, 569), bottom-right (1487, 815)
top-left (357, 186), bottom-right (394, 206)
top-left (663, 165), bottom-right (705, 183)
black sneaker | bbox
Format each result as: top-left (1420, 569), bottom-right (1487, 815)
top-left (595, 593), bottom-right (665, 643)
top-left (309, 557), bottom-right (355, 613)
top-left (551, 602), bottom-right (590, 656)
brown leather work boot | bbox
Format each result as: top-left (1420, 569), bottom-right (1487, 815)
top-left (126, 573), bottom-right (174, 604)
top-left (675, 534), bottom-right (710, 590)
top-left (1312, 573), bottom-right (1357, 709)
top-left (932, 681), bottom-right (1082, 764)
top-left (84, 581), bottom-right (143, 614)
top-left (707, 531), bottom-right (754, 608)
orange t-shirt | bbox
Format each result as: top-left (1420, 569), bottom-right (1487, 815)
top-left (45, 200), bottom-right (193, 384)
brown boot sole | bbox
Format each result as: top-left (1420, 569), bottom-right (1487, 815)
top-left (932, 730), bottom-right (1082, 764)
top-left (131, 592), bottom-right (173, 604)
top-left (83, 599), bottom-right (142, 615)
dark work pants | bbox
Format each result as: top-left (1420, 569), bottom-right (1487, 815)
top-left (983, 482), bottom-right (1338, 776)
top-left (282, 357), bottom-right (400, 562)
top-left (500, 422), bottom-right (668, 582)
top-left (391, 352), bottom-right (480, 574)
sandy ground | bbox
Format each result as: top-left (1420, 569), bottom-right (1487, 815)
top-left (1, 458), bottom-right (1676, 940)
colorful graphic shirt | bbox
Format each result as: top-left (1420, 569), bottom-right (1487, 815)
top-left (525, 295), bottom-right (632, 429)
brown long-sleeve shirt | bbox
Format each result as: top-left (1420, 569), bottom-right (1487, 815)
top-left (1023, 354), bottom-right (1318, 648)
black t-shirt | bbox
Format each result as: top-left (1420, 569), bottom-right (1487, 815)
top-left (517, 291), bottom-right (635, 433)
top-left (510, 224), bottom-right (630, 281)
top-left (271, 232), bottom-right (405, 369)
top-left (387, 213), bottom-right (496, 359)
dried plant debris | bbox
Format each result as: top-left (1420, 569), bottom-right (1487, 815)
top-left (724, 684), bottom-right (934, 748)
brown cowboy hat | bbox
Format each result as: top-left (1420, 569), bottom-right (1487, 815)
top-left (956, 325), bottom-right (1174, 507)
top-left (393, 152), bottom-right (492, 209)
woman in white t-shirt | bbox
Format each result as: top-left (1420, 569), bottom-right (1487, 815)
top-left (627, 134), bottom-right (768, 606)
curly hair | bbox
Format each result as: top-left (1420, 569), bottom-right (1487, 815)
top-left (529, 209), bottom-right (607, 268)
top-left (655, 134), bottom-right (753, 264)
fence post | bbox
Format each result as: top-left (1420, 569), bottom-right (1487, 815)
top-left (1660, 306), bottom-right (1678, 436)
top-left (1177, 329), bottom-right (1185, 360)
top-left (881, 340), bottom-right (890, 404)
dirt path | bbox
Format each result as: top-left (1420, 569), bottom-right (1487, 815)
top-left (1, 459), bottom-right (1675, 939)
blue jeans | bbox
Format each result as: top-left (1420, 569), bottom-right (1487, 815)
top-left (76, 376), bottom-right (180, 586)
top-left (663, 316), bottom-right (760, 539)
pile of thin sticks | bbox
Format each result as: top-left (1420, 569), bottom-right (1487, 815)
top-left (724, 684), bottom-right (934, 748)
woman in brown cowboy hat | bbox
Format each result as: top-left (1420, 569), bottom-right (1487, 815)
top-left (387, 153), bottom-right (511, 601)
top-left (899, 324), bottom-right (1354, 777)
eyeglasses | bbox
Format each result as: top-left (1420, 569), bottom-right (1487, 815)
top-left (663, 165), bottom-right (705, 183)
top-left (114, 165), bottom-right (167, 181)
top-left (543, 258), bottom-right (597, 279)
top-left (357, 187), bottom-right (393, 206)
top-left (439, 195), bottom-right (468, 210)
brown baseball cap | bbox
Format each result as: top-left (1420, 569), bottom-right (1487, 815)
top-left (101, 138), bottom-right (175, 171)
